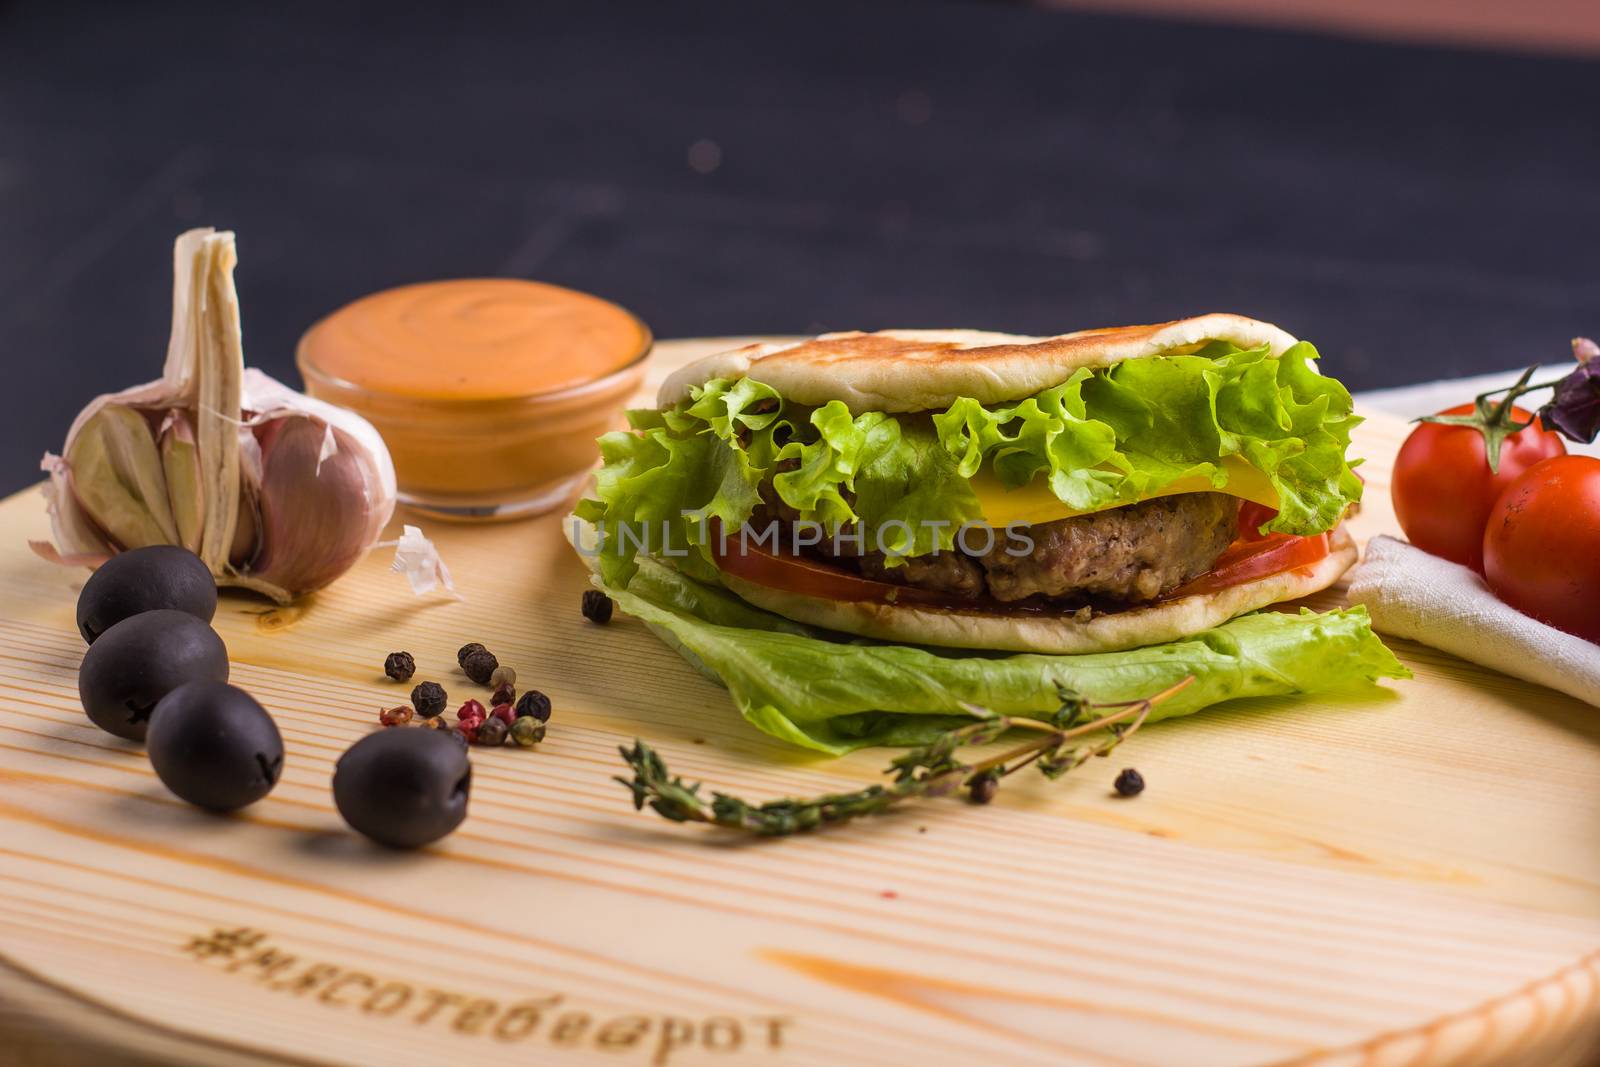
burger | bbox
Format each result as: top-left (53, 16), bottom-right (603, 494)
top-left (575, 314), bottom-right (1363, 655)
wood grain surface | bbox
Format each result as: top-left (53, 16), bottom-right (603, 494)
top-left (1, 338), bottom-right (1597, 1067)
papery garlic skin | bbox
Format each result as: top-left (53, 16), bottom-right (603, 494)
top-left (33, 229), bottom-right (398, 602)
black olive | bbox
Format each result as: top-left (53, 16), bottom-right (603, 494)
top-left (146, 681), bottom-right (283, 811)
top-left (332, 728), bottom-right (470, 849)
top-left (77, 610), bottom-right (230, 741)
top-left (76, 545), bottom-right (217, 645)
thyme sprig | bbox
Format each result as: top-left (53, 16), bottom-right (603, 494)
top-left (616, 675), bottom-right (1194, 836)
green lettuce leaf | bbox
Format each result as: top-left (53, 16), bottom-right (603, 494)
top-left (599, 558), bottom-right (1410, 755)
top-left (578, 340), bottom-right (1363, 585)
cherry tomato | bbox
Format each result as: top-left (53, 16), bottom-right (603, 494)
top-left (1391, 404), bottom-right (1565, 572)
top-left (1160, 532), bottom-right (1331, 601)
top-left (1482, 455), bottom-right (1600, 643)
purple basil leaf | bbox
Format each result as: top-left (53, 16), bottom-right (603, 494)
top-left (1542, 349), bottom-right (1600, 443)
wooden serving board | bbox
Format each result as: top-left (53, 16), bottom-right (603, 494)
top-left (2, 338), bottom-right (1597, 1067)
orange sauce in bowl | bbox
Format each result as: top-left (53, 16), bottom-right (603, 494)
top-left (297, 279), bottom-right (651, 521)
top-left (298, 279), bottom-right (650, 401)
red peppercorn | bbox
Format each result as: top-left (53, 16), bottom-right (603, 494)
top-left (457, 699), bottom-right (486, 725)
top-left (455, 718), bottom-right (480, 743)
top-left (489, 703), bottom-right (515, 727)
top-left (378, 705), bottom-right (412, 728)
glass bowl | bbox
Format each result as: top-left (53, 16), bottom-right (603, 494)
top-left (296, 279), bottom-right (651, 522)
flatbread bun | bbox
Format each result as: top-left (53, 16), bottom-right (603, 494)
top-left (714, 526), bottom-right (1356, 654)
top-left (658, 314), bottom-right (1299, 413)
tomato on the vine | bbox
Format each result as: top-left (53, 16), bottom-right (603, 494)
top-left (1482, 455), bottom-right (1600, 644)
top-left (1391, 403), bottom-right (1566, 572)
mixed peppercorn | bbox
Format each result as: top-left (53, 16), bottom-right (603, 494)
top-left (379, 642), bottom-right (554, 749)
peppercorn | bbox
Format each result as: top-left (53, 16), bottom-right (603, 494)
top-left (383, 651), bottom-right (415, 682)
top-left (462, 648), bottom-right (498, 685)
top-left (455, 718), bottom-right (479, 744)
top-left (490, 682), bottom-right (516, 707)
top-left (379, 705), bottom-right (413, 728)
top-left (421, 715), bottom-right (449, 731)
top-left (510, 716), bottom-right (545, 747)
top-left (1113, 768), bottom-right (1145, 797)
top-left (515, 690), bottom-right (552, 722)
top-left (489, 665), bottom-right (516, 689)
top-left (410, 681), bottom-right (447, 719)
top-left (968, 772), bottom-right (999, 804)
top-left (489, 703), bottom-right (515, 727)
top-left (476, 717), bottom-right (509, 746)
top-left (446, 727), bottom-right (470, 751)
top-left (581, 589), bottom-right (614, 625)
top-left (456, 642), bottom-right (486, 668)
top-left (457, 699), bottom-right (486, 725)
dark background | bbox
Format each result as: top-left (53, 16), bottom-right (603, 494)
top-left (2, 0), bottom-right (1597, 495)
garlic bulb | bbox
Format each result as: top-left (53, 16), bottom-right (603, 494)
top-left (34, 228), bottom-right (397, 602)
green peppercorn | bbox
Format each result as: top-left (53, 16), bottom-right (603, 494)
top-left (581, 589), bottom-right (613, 624)
top-left (476, 716), bottom-right (509, 746)
top-left (489, 665), bottom-right (516, 689)
top-left (510, 716), bottom-right (545, 747)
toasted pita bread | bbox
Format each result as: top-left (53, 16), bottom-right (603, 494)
top-left (716, 527), bottom-right (1356, 654)
top-left (658, 314), bottom-right (1298, 413)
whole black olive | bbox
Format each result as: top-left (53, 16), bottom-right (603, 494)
top-left (332, 728), bottom-right (470, 849)
top-left (76, 545), bottom-right (217, 644)
top-left (77, 610), bottom-right (229, 741)
top-left (147, 681), bottom-right (283, 811)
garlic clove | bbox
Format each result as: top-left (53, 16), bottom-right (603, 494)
top-left (158, 411), bottom-right (204, 553)
top-left (65, 405), bottom-right (180, 550)
top-left (241, 368), bottom-right (396, 548)
top-left (221, 415), bottom-right (376, 602)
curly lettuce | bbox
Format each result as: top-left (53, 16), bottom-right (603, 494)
top-left (577, 340), bottom-right (1363, 587)
top-left (595, 556), bottom-right (1409, 754)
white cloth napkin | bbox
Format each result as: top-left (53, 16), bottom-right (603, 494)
top-left (1346, 535), bottom-right (1600, 706)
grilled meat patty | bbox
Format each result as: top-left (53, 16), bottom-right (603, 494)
top-left (977, 492), bottom-right (1239, 602)
top-left (754, 489), bottom-right (1239, 605)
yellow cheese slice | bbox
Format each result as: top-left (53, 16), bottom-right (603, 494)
top-left (969, 456), bottom-right (1279, 527)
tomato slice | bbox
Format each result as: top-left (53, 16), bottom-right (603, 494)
top-left (1158, 532), bottom-right (1331, 601)
top-left (1236, 500), bottom-right (1280, 541)
top-left (708, 524), bottom-right (951, 605)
